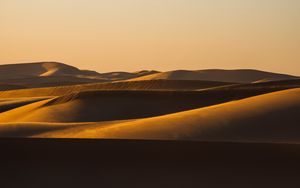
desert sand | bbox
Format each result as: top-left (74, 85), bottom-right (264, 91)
top-left (1, 138), bottom-right (300, 188)
top-left (13, 88), bottom-right (298, 144)
top-left (0, 63), bottom-right (300, 142)
top-left (1, 62), bottom-right (300, 187)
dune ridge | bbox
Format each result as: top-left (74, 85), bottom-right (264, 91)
top-left (0, 89), bottom-right (244, 123)
top-left (128, 69), bottom-right (299, 83)
top-left (32, 88), bottom-right (300, 143)
top-left (1, 78), bottom-right (299, 99)
top-left (0, 97), bottom-right (49, 113)
top-left (0, 62), bottom-right (100, 79)
top-left (0, 79), bottom-right (234, 98)
top-left (1, 62), bottom-right (300, 144)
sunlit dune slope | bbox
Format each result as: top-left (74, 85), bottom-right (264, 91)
top-left (127, 69), bottom-right (298, 83)
top-left (35, 88), bottom-right (300, 143)
top-left (0, 79), bottom-right (234, 98)
top-left (0, 97), bottom-right (49, 113)
top-left (0, 122), bottom-right (97, 137)
top-left (0, 90), bottom-right (245, 123)
top-left (99, 70), bottom-right (159, 81)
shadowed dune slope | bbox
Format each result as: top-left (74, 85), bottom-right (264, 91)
top-left (128, 69), bottom-right (299, 83)
top-left (0, 75), bottom-right (106, 89)
top-left (2, 139), bottom-right (300, 188)
top-left (0, 90), bottom-right (248, 123)
top-left (35, 88), bottom-right (300, 143)
top-left (0, 84), bottom-right (27, 91)
top-left (0, 79), bottom-right (234, 98)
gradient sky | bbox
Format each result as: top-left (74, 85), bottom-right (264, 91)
top-left (1, 0), bottom-right (300, 75)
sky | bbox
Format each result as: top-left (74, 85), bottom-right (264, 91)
top-left (0, 0), bottom-right (300, 75)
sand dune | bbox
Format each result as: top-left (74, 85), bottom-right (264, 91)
top-left (1, 62), bottom-right (298, 91)
top-left (1, 62), bottom-right (300, 144)
top-left (0, 62), bottom-right (108, 90)
top-left (0, 89), bottom-right (243, 123)
top-left (128, 69), bottom-right (298, 83)
top-left (0, 78), bottom-right (299, 99)
top-left (0, 62), bottom-right (101, 79)
top-left (0, 62), bottom-right (159, 87)
top-left (0, 97), bottom-right (49, 113)
top-left (1, 75), bottom-right (106, 89)
top-left (33, 88), bottom-right (300, 143)
top-left (0, 79), bottom-right (234, 98)
top-left (0, 80), bottom-right (299, 124)
top-left (100, 70), bottom-right (159, 81)
top-left (1, 62), bottom-right (298, 92)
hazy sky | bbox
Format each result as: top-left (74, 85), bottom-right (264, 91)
top-left (1, 0), bottom-right (300, 75)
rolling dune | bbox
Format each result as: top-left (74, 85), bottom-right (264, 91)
top-left (100, 70), bottom-right (159, 81)
top-left (0, 90), bottom-right (242, 123)
top-left (34, 88), bottom-right (300, 143)
top-left (0, 97), bottom-right (49, 113)
top-left (0, 62), bottom-right (160, 88)
top-left (0, 62), bottom-right (101, 79)
top-left (0, 78), bottom-right (299, 99)
top-left (0, 79), bottom-right (234, 98)
top-left (0, 76), bottom-right (107, 89)
top-left (128, 69), bottom-right (298, 83)
top-left (0, 62), bottom-right (108, 90)
top-left (1, 62), bottom-right (300, 143)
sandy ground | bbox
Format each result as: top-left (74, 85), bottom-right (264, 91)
top-left (0, 138), bottom-right (300, 188)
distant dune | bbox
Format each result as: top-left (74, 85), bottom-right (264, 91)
top-left (0, 62), bottom-right (160, 87)
top-left (0, 78), bottom-right (299, 102)
top-left (100, 70), bottom-right (159, 81)
top-left (0, 75), bottom-right (108, 89)
top-left (127, 69), bottom-right (299, 83)
top-left (1, 63), bottom-right (298, 92)
top-left (33, 88), bottom-right (300, 143)
top-left (0, 62), bottom-right (108, 89)
top-left (0, 79), bottom-right (235, 98)
top-left (1, 62), bottom-right (300, 144)
top-left (0, 62), bottom-right (101, 79)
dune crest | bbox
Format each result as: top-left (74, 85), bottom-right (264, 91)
top-left (34, 88), bottom-right (300, 143)
top-left (0, 89), bottom-right (241, 123)
top-left (0, 79), bottom-right (235, 98)
top-left (127, 69), bottom-right (299, 83)
top-left (0, 62), bottom-right (100, 79)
